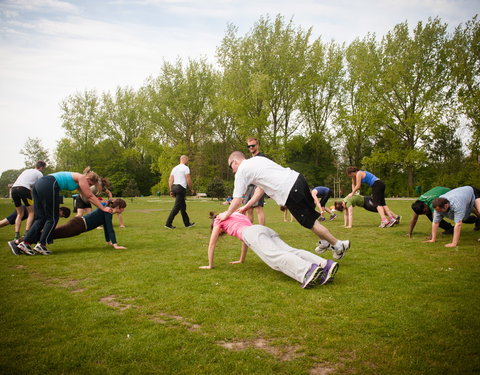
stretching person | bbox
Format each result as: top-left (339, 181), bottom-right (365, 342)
top-left (334, 195), bottom-right (379, 228)
top-left (311, 186), bottom-right (336, 221)
top-left (425, 186), bottom-right (480, 247)
top-left (221, 152), bottom-right (349, 259)
top-left (10, 161), bottom-right (46, 239)
top-left (16, 170), bottom-right (112, 256)
top-left (52, 199), bottom-right (127, 250)
top-left (199, 212), bottom-right (338, 289)
top-left (346, 167), bottom-right (400, 228)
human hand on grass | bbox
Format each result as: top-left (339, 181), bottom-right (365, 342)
top-left (199, 265), bottom-right (213, 269)
top-left (229, 260), bottom-right (243, 264)
top-left (445, 243), bottom-right (457, 248)
top-left (423, 239), bottom-right (435, 243)
top-left (113, 244), bottom-right (127, 249)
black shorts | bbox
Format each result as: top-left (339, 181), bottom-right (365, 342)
top-left (371, 180), bottom-right (386, 207)
top-left (318, 191), bottom-right (331, 207)
top-left (76, 196), bottom-right (92, 209)
top-left (244, 184), bottom-right (265, 207)
top-left (11, 186), bottom-right (33, 207)
top-left (472, 186), bottom-right (480, 199)
top-left (285, 175), bottom-right (320, 229)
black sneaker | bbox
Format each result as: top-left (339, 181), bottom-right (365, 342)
top-left (164, 225), bottom-right (176, 229)
top-left (186, 222), bottom-right (196, 228)
top-left (7, 241), bottom-right (22, 256)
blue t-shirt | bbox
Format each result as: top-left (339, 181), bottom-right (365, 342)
top-left (313, 186), bottom-right (330, 196)
top-left (361, 171), bottom-right (379, 187)
top-left (51, 172), bottom-right (79, 191)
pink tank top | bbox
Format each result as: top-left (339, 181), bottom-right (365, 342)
top-left (214, 212), bottom-right (252, 240)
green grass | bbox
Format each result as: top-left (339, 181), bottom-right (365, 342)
top-left (0, 197), bottom-right (479, 374)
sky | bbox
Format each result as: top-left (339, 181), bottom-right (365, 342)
top-left (0, 0), bottom-right (479, 175)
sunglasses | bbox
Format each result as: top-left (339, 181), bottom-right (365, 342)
top-left (247, 144), bottom-right (257, 149)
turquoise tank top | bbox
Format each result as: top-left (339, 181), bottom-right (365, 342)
top-left (50, 172), bottom-right (79, 191)
top-left (361, 171), bottom-right (378, 187)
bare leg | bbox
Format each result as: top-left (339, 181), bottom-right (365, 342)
top-left (25, 206), bottom-right (35, 232)
top-left (255, 206), bottom-right (265, 226)
top-left (311, 220), bottom-right (337, 245)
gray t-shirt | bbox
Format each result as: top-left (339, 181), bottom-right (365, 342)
top-left (433, 186), bottom-right (475, 223)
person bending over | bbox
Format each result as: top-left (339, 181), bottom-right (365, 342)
top-left (199, 212), bottom-right (339, 289)
top-left (334, 195), bottom-right (379, 228)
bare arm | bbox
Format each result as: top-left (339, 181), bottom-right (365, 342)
top-left (424, 222), bottom-right (440, 243)
top-left (238, 187), bottom-right (265, 213)
top-left (346, 206), bottom-right (353, 228)
top-left (349, 172), bottom-right (363, 196)
top-left (186, 174), bottom-right (194, 194)
top-left (446, 222), bottom-right (462, 247)
top-left (217, 198), bottom-right (243, 221)
top-left (199, 225), bottom-right (222, 269)
top-left (76, 175), bottom-right (112, 213)
top-left (311, 190), bottom-right (322, 212)
top-left (407, 213), bottom-right (419, 238)
top-left (230, 242), bottom-right (248, 264)
top-left (168, 175), bottom-right (174, 197)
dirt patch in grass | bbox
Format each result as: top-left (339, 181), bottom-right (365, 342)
top-left (99, 295), bottom-right (135, 311)
top-left (14, 265), bottom-right (27, 269)
top-left (309, 364), bottom-right (337, 375)
top-left (148, 312), bottom-right (201, 332)
top-left (217, 338), bottom-right (301, 361)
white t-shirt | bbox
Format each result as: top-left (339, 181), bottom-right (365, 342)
top-left (171, 163), bottom-right (190, 188)
top-left (12, 169), bottom-right (43, 189)
top-left (233, 157), bottom-right (299, 206)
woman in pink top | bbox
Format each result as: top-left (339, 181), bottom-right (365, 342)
top-left (199, 212), bottom-right (339, 289)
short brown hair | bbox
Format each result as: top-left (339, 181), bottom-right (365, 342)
top-left (346, 166), bottom-right (359, 174)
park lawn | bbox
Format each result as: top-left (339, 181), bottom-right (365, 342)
top-left (0, 196), bottom-right (478, 374)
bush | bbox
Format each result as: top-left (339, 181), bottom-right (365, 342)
top-left (206, 177), bottom-right (226, 199)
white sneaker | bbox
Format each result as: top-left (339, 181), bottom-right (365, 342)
top-left (332, 240), bottom-right (350, 260)
top-left (314, 239), bottom-right (331, 254)
top-left (33, 243), bottom-right (51, 255)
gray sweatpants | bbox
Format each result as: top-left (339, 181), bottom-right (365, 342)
top-left (242, 225), bottom-right (327, 283)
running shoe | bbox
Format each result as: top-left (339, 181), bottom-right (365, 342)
top-left (314, 239), bottom-right (331, 254)
top-left (17, 242), bottom-right (35, 256)
top-left (7, 241), bottom-right (22, 256)
top-left (186, 222), bottom-right (196, 228)
top-left (317, 260), bottom-right (339, 285)
top-left (33, 243), bottom-right (51, 255)
top-left (329, 213), bottom-right (337, 221)
top-left (332, 240), bottom-right (350, 260)
top-left (164, 225), bottom-right (176, 229)
top-left (301, 264), bottom-right (322, 289)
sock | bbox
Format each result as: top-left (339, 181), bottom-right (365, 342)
top-left (15, 232), bottom-right (20, 239)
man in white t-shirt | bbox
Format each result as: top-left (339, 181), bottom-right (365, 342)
top-left (10, 161), bottom-right (47, 239)
top-left (218, 151), bottom-right (350, 259)
top-left (165, 155), bottom-right (195, 229)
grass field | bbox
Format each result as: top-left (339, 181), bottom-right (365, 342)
top-left (0, 196), bottom-right (479, 374)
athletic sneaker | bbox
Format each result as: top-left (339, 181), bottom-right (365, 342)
top-left (301, 264), bottom-right (322, 289)
top-left (164, 225), bottom-right (176, 229)
top-left (7, 241), bottom-right (22, 256)
top-left (379, 220), bottom-right (389, 228)
top-left (33, 243), bottom-right (51, 255)
top-left (332, 240), bottom-right (350, 260)
top-left (17, 242), bottom-right (35, 256)
top-left (318, 216), bottom-right (326, 222)
top-left (386, 217), bottom-right (396, 227)
top-left (186, 222), bottom-right (196, 228)
top-left (394, 215), bottom-right (401, 225)
top-left (314, 239), bottom-right (331, 254)
top-left (329, 213), bottom-right (337, 221)
top-left (316, 260), bottom-right (339, 285)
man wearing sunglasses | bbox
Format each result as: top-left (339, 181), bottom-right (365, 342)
top-left (244, 137), bottom-right (267, 225)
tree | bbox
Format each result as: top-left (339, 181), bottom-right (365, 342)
top-left (450, 15), bottom-right (480, 158)
top-left (60, 90), bottom-right (103, 168)
top-left (20, 137), bottom-right (51, 168)
top-left (361, 18), bottom-right (453, 194)
top-left (0, 169), bottom-right (23, 197)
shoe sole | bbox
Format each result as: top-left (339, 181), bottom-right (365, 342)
top-left (33, 248), bottom-right (50, 255)
top-left (164, 226), bottom-right (175, 229)
top-left (318, 262), bottom-right (339, 285)
top-left (7, 241), bottom-right (22, 256)
top-left (301, 265), bottom-right (321, 289)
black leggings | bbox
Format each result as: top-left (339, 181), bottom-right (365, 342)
top-left (53, 217), bottom-right (87, 239)
top-left (24, 176), bottom-right (60, 245)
